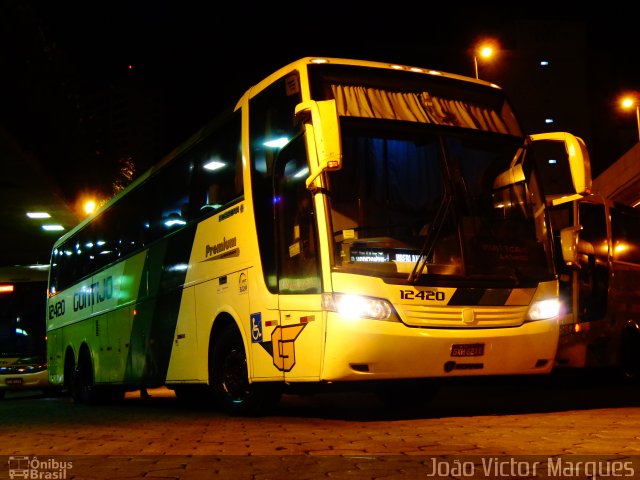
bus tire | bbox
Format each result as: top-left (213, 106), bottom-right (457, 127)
top-left (72, 349), bottom-right (98, 405)
top-left (621, 322), bottom-right (640, 383)
top-left (210, 325), bottom-right (281, 416)
top-left (63, 351), bottom-right (76, 396)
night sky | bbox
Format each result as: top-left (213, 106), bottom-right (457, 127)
top-left (2, 1), bottom-right (639, 203)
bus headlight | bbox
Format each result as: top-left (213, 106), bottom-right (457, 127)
top-left (527, 299), bottom-right (560, 321)
top-left (323, 293), bottom-right (397, 321)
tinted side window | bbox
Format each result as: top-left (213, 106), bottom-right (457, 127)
top-left (611, 206), bottom-right (640, 264)
top-left (274, 136), bottom-right (321, 294)
top-left (249, 72), bottom-right (303, 293)
top-left (191, 111), bottom-right (243, 218)
top-left (578, 202), bottom-right (607, 257)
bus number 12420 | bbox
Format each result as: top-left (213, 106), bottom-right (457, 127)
top-left (400, 290), bottom-right (446, 301)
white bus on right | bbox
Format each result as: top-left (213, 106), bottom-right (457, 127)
top-left (530, 132), bottom-right (640, 380)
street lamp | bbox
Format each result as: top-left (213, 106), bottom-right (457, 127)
top-left (620, 95), bottom-right (640, 143)
top-left (473, 42), bottom-right (497, 79)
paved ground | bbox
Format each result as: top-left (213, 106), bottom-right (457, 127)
top-left (1, 373), bottom-right (640, 479)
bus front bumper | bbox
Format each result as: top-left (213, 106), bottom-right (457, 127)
top-left (321, 316), bottom-right (559, 381)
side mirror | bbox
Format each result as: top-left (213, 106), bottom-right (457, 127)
top-left (294, 100), bottom-right (342, 188)
top-left (559, 225), bottom-right (582, 267)
top-left (529, 132), bottom-right (592, 205)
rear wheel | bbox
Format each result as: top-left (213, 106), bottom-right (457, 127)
top-left (63, 350), bottom-right (76, 396)
top-left (210, 325), bottom-right (281, 416)
top-left (621, 323), bottom-right (640, 382)
top-left (71, 349), bottom-right (124, 404)
top-left (71, 351), bottom-right (97, 404)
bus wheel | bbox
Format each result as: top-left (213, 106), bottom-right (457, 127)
top-left (63, 352), bottom-right (76, 396)
top-left (210, 325), bottom-right (281, 416)
top-left (621, 324), bottom-right (640, 382)
top-left (72, 350), bottom-right (97, 405)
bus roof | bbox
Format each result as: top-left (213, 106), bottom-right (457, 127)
top-left (242, 56), bottom-right (503, 105)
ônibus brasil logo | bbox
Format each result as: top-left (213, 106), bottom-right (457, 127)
top-left (8, 456), bottom-right (72, 479)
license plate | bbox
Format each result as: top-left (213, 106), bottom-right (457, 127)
top-left (451, 343), bottom-right (484, 357)
top-left (6, 378), bottom-right (23, 385)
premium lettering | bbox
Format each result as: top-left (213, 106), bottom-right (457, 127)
top-left (206, 236), bottom-right (237, 258)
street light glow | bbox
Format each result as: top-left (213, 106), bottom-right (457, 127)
top-left (619, 94), bottom-right (640, 143)
top-left (473, 39), bottom-right (499, 79)
top-left (479, 46), bottom-right (493, 59)
top-left (83, 200), bottom-right (97, 215)
top-left (621, 97), bottom-right (635, 109)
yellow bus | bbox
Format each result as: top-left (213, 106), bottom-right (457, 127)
top-left (529, 132), bottom-right (640, 380)
top-left (46, 57), bottom-right (576, 415)
top-left (549, 194), bottom-right (640, 378)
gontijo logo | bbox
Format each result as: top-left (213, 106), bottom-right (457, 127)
top-left (49, 276), bottom-right (114, 320)
top-left (72, 276), bottom-right (113, 312)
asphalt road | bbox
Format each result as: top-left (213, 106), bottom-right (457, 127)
top-left (1, 371), bottom-right (640, 479)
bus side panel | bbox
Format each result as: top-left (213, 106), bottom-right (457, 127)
top-left (278, 294), bottom-right (324, 381)
top-left (607, 260), bottom-right (640, 364)
top-left (183, 205), bottom-right (282, 382)
top-left (246, 270), bottom-right (283, 381)
top-left (46, 277), bottom-right (94, 385)
top-left (46, 329), bottom-right (63, 385)
top-left (165, 286), bottom-right (199, 382)
top-left (90, 253), bottom-right (145, 384)
top-left (109, 307), bottom-right (132, 382)
top-left (184, 204), bottom-right (251, 288)
top-left (92, 307), bottom-right (132, 383)
top-left (123, 227), bottom-right (196, 386)
top-left (183, 270), bottom-right (257, 383)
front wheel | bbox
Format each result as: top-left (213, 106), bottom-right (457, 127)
top-left (210, 325), bottom-right (281, 416)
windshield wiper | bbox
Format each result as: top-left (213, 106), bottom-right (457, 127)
top-left (484, 212), bottom-right (525, 283)
top-left (408, 192), bottom-right (452, 284)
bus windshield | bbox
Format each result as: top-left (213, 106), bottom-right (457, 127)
top-left (328, 121), bottom-right (551, 283)
top-left (307, 63), bottom-right (553, 284)
top-left (0, 269), bottom-right (47, 358)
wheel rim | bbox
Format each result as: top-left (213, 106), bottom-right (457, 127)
top-left (221, 347), bottom-right (249, 402)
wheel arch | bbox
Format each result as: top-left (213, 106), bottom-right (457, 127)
top-left (76, 342), bottom-right (94, 379)
top-left (63, 346), bottom-right (76, 390)
top-left (208, 312), bottom-right (241, 383)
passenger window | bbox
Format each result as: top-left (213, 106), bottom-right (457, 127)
top-left (611, 206), bottom-right (640, 264)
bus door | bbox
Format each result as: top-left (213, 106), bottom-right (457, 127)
top-left (574, 200), bottom-right (609, 325)
top-left (554, 198), bottom-right (610, 367)
top-left (272, 136), bottom-right (324, 380)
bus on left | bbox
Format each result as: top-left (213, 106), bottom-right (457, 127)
top-left (0, 265), bottom-right (51, 398)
